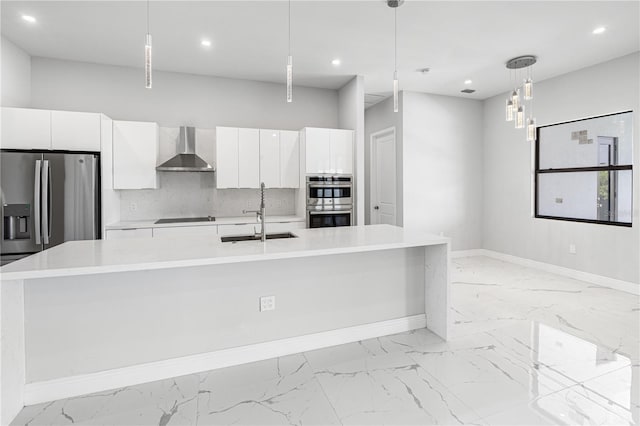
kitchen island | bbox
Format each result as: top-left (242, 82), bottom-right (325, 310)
top-left (0, 224), bottom-right (449, 425)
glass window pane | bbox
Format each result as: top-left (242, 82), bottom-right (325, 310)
top-left (538, 170), bottom-right (632, 223)
top-left (538, 112), bottom-right (633, 169)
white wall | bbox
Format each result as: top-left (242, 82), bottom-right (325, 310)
top-left (402, 92), bottom-right (484, 251)
top-left (364, 95), bottom-right (403, 226)
top-left (483, 52), bottom-right (640, 284)
top-left (338, 76), bottom-right (365, 225)
top-left (1, 36), bottom-right (31, 107)
top-left (30, 57), bottom-right (339, 130)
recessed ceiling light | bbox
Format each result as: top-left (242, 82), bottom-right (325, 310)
top-left (592, 26), bottom-right (606, 35)
top-left (331, 59), bottom-right (341, 66)
top-left (201, 39), bottom-right (212, 47)
top-left (21, 14), bottom-right (36, 23)
top-left (464, 79), bottom-right (473, 85)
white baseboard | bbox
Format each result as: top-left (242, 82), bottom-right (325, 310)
top-left (451, 249), bottom-right (639, 296)
top-left (24, 314), bottom-right (427, 406)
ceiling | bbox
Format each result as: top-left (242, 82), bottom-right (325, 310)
top-left (2, 1), bottom-right (638, 106)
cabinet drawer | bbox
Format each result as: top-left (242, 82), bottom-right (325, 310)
top-left (153, 225), bottom-right (218, 238)
top-left (105, 228), bottom-right (153, 240)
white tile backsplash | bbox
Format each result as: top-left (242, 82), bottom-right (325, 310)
top-left (119, 126), bottom-right (297, 221)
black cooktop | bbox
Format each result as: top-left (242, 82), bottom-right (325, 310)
top-left (154, 216), bottom-right (216, 224)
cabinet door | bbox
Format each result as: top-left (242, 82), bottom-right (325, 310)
top-left (238, 128), bottom-right (260, 188)
top-left (260, 129), bottom-right (280, 188)
top-left (217, 223), bottom-right (259, 236)
top-left (330, 129), bottom-right (353, 174)
top-left (304, 128), bottom-right (331, 174)
top-left (104, 228), bottom-right (153, 239)
top-left (51, 111), bottom-right (101, 151)
top-left (152, 225), bottom-right (218, 238)
top-left (280, 130), bottom-right (300, 188)
top-left (113, 121), bottom-right (158, 189)
top-left (215, 127), bottom-right (239, 188)
top-left (1, 107), bottom-right (51, 150)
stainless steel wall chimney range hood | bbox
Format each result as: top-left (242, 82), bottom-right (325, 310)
top-left (156, 126), bottom-right (215, 172)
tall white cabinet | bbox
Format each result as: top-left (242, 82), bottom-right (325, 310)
top-left (216, 127), bottom-right (260, 189)
top-left (112, 120), bottom-right (158, 189)
top-left (302, 128), bottom-right (354, 174)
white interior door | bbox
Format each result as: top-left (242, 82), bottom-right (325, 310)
top-left (370, 128), bottom-right (396, 225)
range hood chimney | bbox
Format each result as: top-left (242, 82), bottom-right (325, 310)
top-left (156, 126), bottom-right (215, 172)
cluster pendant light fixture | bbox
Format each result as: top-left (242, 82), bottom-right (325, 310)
top-left (388, 0), bottom-right (403, 113)
top-left (144, 0), bottom-right (152, 89)
top-left (286, 0), bottom-right (293, 103)
top-left (505, 55), bottom-right (537, 141)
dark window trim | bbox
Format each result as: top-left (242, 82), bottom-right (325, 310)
top-left (534, 111), bottom-right (633, 227)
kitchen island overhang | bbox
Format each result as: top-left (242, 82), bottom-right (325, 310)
top-left (0, 224), bottom-right (449, 425)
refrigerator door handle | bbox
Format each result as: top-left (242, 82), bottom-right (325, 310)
top-left (34, 159), bottom-right (42, 245)
top-left (42, 160), bottom-right (50, 245)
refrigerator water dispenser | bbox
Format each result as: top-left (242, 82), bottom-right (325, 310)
top-left (3, 204), bottom-right (31, 240)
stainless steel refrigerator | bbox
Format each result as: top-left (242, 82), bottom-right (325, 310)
top-left (1, 151), bottom-right (100, 266)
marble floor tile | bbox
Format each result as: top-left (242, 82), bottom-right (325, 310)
top-left (313, 350), bottom-right (482, 425)
top-left (11, 374), bottom-right (199, 426)
top-left (196, 354), bottom-right (340, 425)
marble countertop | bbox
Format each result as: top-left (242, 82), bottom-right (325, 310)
top-left (0, 225), bottom-right (449, 281)
top-left (106, 215), bottom-right (305, 230)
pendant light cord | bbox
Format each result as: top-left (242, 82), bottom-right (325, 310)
top-left (146, 0), bottom-right (150, 34)
top-left (288, 0), bottom-right (291, 56)
top-left (394, 7), bottom-right (397, 72)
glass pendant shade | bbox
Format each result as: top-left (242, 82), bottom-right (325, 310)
top-left (526, 117), bottom-right (536, 141)
top-left (286, 55), bottom-right (293, 103)
top-left (505, 98), bottom-right (514, 121)
top-left (145, 34), bottom-right (152, 89)
top-left (523, 78), bottom-right (533, 100)
top-left (515, 106), bottom-right (525, 129)
top-left (393, 71), bottom-right (399, 113)
top-left (511, 89), bottom-right (520, 110)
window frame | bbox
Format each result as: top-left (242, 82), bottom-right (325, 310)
top-left (534, 111), bottom-right (633, 227)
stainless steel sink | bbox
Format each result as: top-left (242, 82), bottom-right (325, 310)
top-left (221, 232), bottom-right (297, 243)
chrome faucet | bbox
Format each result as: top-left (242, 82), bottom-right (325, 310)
top-left (242, 182), bottom-right (266, 242)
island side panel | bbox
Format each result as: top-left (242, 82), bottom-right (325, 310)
top-left (1, 279), bottom-right (25, 426)
top-left (424, 243), bottom-right (450, 340)
top-left (24, 247), bottom-right (426, 384)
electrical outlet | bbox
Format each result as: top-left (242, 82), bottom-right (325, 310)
top-left (260, 296), bottom-right (276, 312)
top-left (569, 244), bottom-right (576, 254)
top-left (129, 202), bottom-right (137, 212)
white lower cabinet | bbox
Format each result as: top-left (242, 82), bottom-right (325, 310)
top-left (217, 223), bottom-right (260, 236)
top-left (267, 222), bottom-right (305, 233)
top-left (152, 225), bottom-right (218, 238)
top-left (104, 228), bottom-right (153, 240)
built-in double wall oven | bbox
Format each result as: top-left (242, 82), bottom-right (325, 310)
top-left (306, 175), bottom-right (353, 228)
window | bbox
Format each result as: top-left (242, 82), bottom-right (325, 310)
top-left (535, 111), bottom-right (633, 226)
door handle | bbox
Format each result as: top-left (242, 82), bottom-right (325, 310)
top-left (42, 160), bottom-right (50, 245)
top-left (34, 160), bottom-right (42, 245)
top-left (374, 206), bottom-right (380, 210)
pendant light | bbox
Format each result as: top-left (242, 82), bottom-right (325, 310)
top-left (286, 0), bottom-right (292, 103)
top-left (388, 1), bottom-right (403, 112)
top-left (505, 55), bottom-right (537, 140)
top-left (144, 0), bottom-right (152, 89)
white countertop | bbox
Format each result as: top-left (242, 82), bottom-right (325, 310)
top-left (0, 225), bottom-right (449, 281)
top-left (106, 215), bottom-right (305, 230)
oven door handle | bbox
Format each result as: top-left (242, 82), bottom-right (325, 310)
top-left (308, 211), bottom-right (351, 215)
top-left (308, 183), bottom-right (352, 188)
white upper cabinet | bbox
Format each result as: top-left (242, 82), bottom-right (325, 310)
top-left (304, 128), bottom-right (331, 174)
top-left (238, 128), bottom-right (260, 188)
top-left (1, 107), bottom-right (52, 150)
top-left (330, 129), bottom-right (354, 174)
top-left (215, 127), bottom-right (239, 188)
top-left (259, 129), bottom-right (281, 188)
top-left (279, 130), bottom-right (300, 188)
top-left (112, 120), bottom-right (158, 189)
top-left (51, 110), bottom-right (101, 151)
top-left (303, 128), bottom-right (353, 174)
